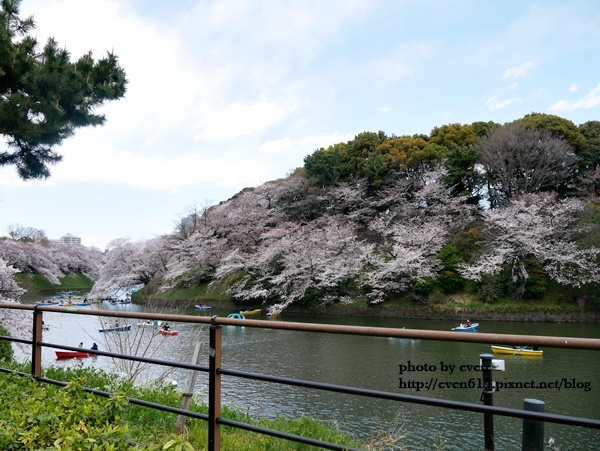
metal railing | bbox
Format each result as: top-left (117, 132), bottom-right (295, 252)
top-left (0, 302), bottom-right (599, 450)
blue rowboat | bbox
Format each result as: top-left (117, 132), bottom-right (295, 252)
top-left (99, 325), bottom-right (131, 332)
top-left (452, 323), bottom-right (479, 332)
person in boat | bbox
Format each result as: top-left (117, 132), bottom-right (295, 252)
top-left (162, 323), bottom-right (171, 331)
top-left (78, 342), bottom-right (83, 348)
top-left (465, 319), bottom-right (472, 327)
top-left (91, 343), bottom-right (98, 350)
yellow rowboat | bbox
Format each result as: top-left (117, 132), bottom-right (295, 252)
top-left (239, 308), bottom-right (261, 315)
top-left (491, 346), bottom-right (543, 356)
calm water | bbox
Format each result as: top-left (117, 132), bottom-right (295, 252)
top-left (16, 303), bottom-right (600, 450)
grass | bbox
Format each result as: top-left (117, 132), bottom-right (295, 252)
top-left (16, 273), bottom-right (93, 301)
top-left (3, 362), bottom-right (364, 450)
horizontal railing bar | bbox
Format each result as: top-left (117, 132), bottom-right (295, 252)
top-left (3, 303), bottom-right (599, 350)
top-left (217, 320), bottom-right (600, 350)
top-left (219, 368), bottom-right (600, 429)
top-left (39, 342), bottom-right (210, 373)
top-left (217, 417), bottom-right (364, 451)
top-left (0, 367), bottom-right (29, 377)
top-left (0, 335), bottom-right (32, 345)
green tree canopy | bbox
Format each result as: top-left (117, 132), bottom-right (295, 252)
top-left (304, 142), bottom-right (350, 186)
top-left (514, 112), bottom-right (585, 152)
top-left (579, 120), bottom-right (600, 171)
top-left (429, 123), bottom-right (478, 148)
top-left (377, 135), bottom-right (430, 171)
top-left (0, 0), bottom-right (127, 179)
top-left (471, 120), bottom-right (501, 137)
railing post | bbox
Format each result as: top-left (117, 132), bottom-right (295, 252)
top-left (522, 398), bottom-right (545, 451)
top-left (480, 353), bottom-right (495, 451)
top-left (208, 316), bottom-right (222, 451)
top-left (31, 307), bottom-right (43, 378)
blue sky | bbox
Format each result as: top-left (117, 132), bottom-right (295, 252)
top-left (1, 0), bottom-right (599, 249)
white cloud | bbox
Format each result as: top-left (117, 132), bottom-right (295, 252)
top-left (569, 83), bottom-right (581, 93)
top-left (195, 97), bottom-right (300, 141)
top-left (501, 61), bottom-right (536, 80)
top-left (484, 95), bottom-right (521, 110)
top-left (549, 84), bottom-right (600, 112)
top-left (484, 83), bottom-right (521, 110)
top-left (378, 106), bottom-right (392, 113)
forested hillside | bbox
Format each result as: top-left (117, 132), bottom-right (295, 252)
top-left (2, 113), bottom-right (600, 314)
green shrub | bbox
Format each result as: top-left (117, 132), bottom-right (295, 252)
top-left (0, 324), bottom-right (14, 362)
top-left (0, 374), bottom-right (138, 450)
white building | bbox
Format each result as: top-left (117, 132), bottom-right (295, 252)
top-left (59, 233), bottom-right (81, 245)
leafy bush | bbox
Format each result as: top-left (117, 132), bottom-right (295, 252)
top-left (0, 374), bottom-right (138, 450)
top-left (0, 364), bottom-right (361, 450)
top-left (0, 324), bottom-right (14, 362)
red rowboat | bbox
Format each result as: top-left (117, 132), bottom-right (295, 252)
top-left (159, 330), bottom-right (179, 336)
top-left (55, 351), bottom-right (96, 359)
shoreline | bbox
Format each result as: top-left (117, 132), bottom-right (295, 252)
top-left (135, 298), bottom-right (600, 322)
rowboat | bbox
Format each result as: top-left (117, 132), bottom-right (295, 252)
top-left (452, 323), bottom-right (479, 332)
top-left (36, 300), bottom-right (60, 305)
top-left (55, 351), bottom-right (96, 359)
top-left (491, 345), bottom-right (543, 356)
top-left (195, 305), bottom-right (211, 310)
top-left (99, 325), bottom-right (131, 332)
top-left (159, 329), bottom-right (179, 336)
top-left (239, 308), bottom-right (261, 315)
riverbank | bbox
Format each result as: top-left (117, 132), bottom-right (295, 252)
top-left (133, 297), bottom-right (600, 322)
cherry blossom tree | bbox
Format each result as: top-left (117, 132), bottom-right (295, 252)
top-left (0, 238), bottom-right (63, 284)
top-left (209, 168), bottom-right (476, 309)
top-left (0, 258), bottom-right (31, 342)
top-left (213, 217), bottom-right (371, 310)
top-left (50, 242), bottom-right (102, 281)
top-left (0, 238), bottom-right (102, 286)
top-left (458, 193), bottom-right (600, 296)
top-left (161, 231), bottom-right (225, 290)
top-left (0, 258), bottom-right (25, 300)
top-left (364, 169), bottom-right (476, 302)
top-left (90, 237), bottom-right (170, 298)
